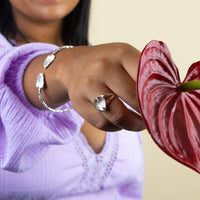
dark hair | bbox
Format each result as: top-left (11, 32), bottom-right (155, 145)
top-left (0, 0), bottom-right (91, 46)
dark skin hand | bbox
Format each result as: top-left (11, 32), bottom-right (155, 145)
top-left (10, 0), bottom-right (145, 153)
top-left (24, 43), bottom-right (145, 133)
top-left (23, 43), bottom-right (145, 153)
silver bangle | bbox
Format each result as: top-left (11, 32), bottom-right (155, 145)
top-left (36, 45), bottom-right (73, 113)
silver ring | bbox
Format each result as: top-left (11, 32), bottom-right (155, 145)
top-left (93, 93), bottom-right (115, 112)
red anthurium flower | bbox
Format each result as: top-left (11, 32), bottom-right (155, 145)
top-left (137, 40), bottom-right (200, 173)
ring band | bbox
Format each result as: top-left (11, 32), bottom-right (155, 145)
top-left (93, 93), bottom-right (115, 112)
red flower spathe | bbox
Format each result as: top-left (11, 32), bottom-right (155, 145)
top-left (137, 40), bottom-right (200, 173)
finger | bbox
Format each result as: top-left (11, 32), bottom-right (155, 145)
top-left (100, 95), bottom-right (145, 131)
top-left (119, 44), bottom-right (140, 81)
top-left (102, 64), bottom-right (140, 113)
top-left (70, 90), bottom-right (121, 131)
top-left (83, 82), bottom-right (144, 131)
top-left (78, 100), bottom-right (122, 132)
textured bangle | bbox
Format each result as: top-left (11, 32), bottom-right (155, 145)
top-left (36, 45), bottom-right (73, 113)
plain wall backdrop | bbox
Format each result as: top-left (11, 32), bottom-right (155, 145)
top-left (89, 0), bottom-right (200, 200)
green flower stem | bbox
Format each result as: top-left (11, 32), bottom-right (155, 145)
top-left (179, 80), bottom-right (200, 92)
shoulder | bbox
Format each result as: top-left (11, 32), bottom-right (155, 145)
top-left (0, 33), bottom-right (13, 49)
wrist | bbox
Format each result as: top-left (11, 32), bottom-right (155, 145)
top-left (37, 46), bottom-right (74, 110)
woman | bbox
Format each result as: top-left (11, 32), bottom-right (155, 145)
top-left (0, 0), bottom-right (145, 199)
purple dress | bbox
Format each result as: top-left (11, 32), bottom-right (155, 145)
top-left (0, 33), bottom-right (144, 199)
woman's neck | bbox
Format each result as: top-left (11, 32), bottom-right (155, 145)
top-left (13, 14), bottom-right (63, 45)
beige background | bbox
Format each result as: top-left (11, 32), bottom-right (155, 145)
top-left (89, 0), bottom-right (200, 199)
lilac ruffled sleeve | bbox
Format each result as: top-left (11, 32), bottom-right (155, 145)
top-left (0, 34), bottom-right (84, 172)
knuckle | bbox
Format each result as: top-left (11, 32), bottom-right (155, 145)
top-left (94, 117), bottom-right (110, 130)
top-left (81, 76), bottom-right (94, 88)
top-left (115, 43), bottom-right (133, 56)
top-left (110, 110), bottom-right (126, 126)
top-left (92, 59), bottom-right (109, 74)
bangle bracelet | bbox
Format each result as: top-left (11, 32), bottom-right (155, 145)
top-left (36, 45), bottom-right (73, 113)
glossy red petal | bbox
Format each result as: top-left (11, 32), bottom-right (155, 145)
top-left (137, 40), bottom-right (200, 173)
top-left (169, 96), bottom-right (198, 171)
top-left (146, 86), bottom-right (177, 145)
top-left (138, 40), bottom-right (180, 87)
top-left (183, 95), bottom-right (200, 162)
top-left (141, 74), bottom-right (174, 115)
top-left (185, 92), bottom-right (200, 152)
top-left (183, 61), bottom-right (200, 82)
top-left (158, 94), bottom-right (181, 156)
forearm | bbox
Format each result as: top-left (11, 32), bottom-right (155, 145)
top-left (23, 49), bottom-right (72, 110)
top-left (0, 41), bottom-right (84, 171)
top-left (23, 43), bottom-right (145, 131)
